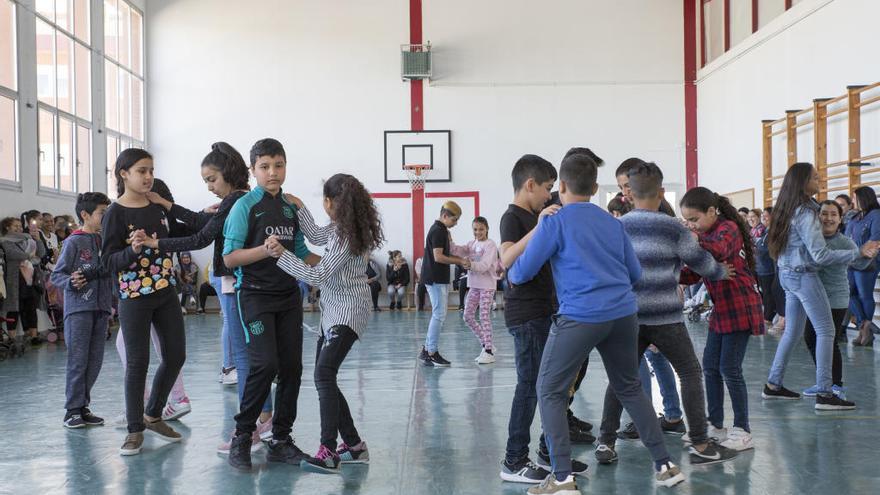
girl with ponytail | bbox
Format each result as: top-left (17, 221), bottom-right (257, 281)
top-left (678, 186), bottom-right (764, 451)
top-left (271, 173), bottom-right (384, 474)
top-left (761, 162), bottom-right (878, 410)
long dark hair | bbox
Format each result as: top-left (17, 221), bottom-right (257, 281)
top-left (114, 148), bottom-right (153, 196)
top-left (202, 142), bottom-right (250, 191)
top-left (853, 186), bottom-right (880, 215)
top-left (680, 186), bottom-right (755, 271)
top-left (323, 174), bottom-right (384, 256)
top-left (767, 162), bottom-right (815, 259)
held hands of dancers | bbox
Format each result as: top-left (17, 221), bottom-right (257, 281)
top-left (264, 235), bottom-right (286, 258)
top-left (129, 229), bottom-right (147, 254)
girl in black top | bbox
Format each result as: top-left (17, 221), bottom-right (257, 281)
top-left (101, 148), bottom-right (186, 456)
top-left (142, 143), bottom-right (276, 449)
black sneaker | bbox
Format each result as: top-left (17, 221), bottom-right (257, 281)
top-left (499, 457), bottom-right (550, 483)
top-left (536, 448), bottom-right (589, 476)
top-left (428, 352), bottom-right (451, 367)
top-left (63, 413), bottom-right (86, 429)
top-left (688, 439), bottom-right (738, 465)
top-left (594, 443), bottom-right (618, 464)
top-left (567, 410), bottom-right (593, 432)
top-left (300, 445), bottom-right (342, 474)
top-left (81, 408), bottom-right (105, 426)
top-left (815, 394), bottom-right (856, 411)
top-left (228, 430), bottom-right (253, 471)
top-left (659, 415), bottom-right (686, 435)
top-left (266, 436), bottom-right (308, 465)
top-left (419, 347), bottom-right (431, 365)
top-left (617, 422), bottom-right (640, 440)
top-left (569, 424), bottom-right (596, 444)
top-left (762, 384), bottom-right (801, 400)
top-left (389, 304), bottom-right (395, 311)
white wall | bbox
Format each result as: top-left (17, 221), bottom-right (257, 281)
top-left (697, 0), bottom-right (880, 205)
top-left (146, 0), bottom-right (686, 269)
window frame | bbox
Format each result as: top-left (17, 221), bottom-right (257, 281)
top-left (700, 0), bottom-right (793, 68)
top-left (0, 0), bottom-right (19, 189)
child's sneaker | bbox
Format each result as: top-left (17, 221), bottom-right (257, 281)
top-left (266, 436), bottom-right (308, 465)
top-left (801, 384), bottom-right (820, 397)
top-left (221, 367), bottom-right (238, 386)
top-left (500, 457), bottom-right (550, 483)
top-left (144, 418), bottom-right (182, 442)
top-left (815, 394), bottom-right (856, 410)
top-left (832, 385), bottom-right (847, 399)
top-left (569, 424), bottom-right (596, 444)
top-left (63, 412), bottom-right (86, 429)
top-left (720, 427), bottom-right (754, 451)
top-left (683, 426), bottom-right (727, 446)
top-left (114, 411), bottom-right (127, 429)
top-left (337, 441), bottom-right (370, 464)
top-left (256, 417), bottom-right (274, 442)
top-left (81, 407), bottom-right (105, 426)
top-left (567, 411), bottom-right (593, 432)
top-left (418, 347), bottom-right (431, 365)
top-left (301, 445), bottom-right (342, 474)
top-left (659, 415), bottom-right (686, 435)
top-left (655, 461), bottom-right (686, 487)
top-left (162, 398), bottom-right (191, 421)
top-left (762, 384), bottom-right (801, 400)
top-left (475, 348), bottom-right (496, 364)
top-left (617, 421), bottom-right (639, 440)
top-left (227, 431), bottom-right (252, 471)
top-left (536, 448), bottom-right (588, 476)
top-left (428, 351), bottom-right (451, 367)
top-left (594, 443), bottom-right (618, 464)
top-left (688, 439), bottom-right (738, 465)
top-left (119, 432), bottom-right (144, 456)
top-left (217, 430), bottom-right (264, 454)
top-left (527, 474), bottom-right (580, 495)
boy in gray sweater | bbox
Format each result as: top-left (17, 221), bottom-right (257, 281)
top-left (597, 162), bottom-right (738, 466)
top-left (51, 192), bottom-right (113, 429)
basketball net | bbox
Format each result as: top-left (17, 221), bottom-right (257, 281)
top-left (404, 164), bottom-right (431, 190)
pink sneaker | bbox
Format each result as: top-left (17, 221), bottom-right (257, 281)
top-left (161, 398), bottom-right (191, 421)
top-left (256, 417), bottom-right (273, 442)
top-left (217, 430), bottom-right (262, 455)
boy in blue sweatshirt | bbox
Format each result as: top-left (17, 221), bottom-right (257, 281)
top-left (51, 192), bottom-right (113, 429)
top-left (508, 155), bottom-right (685, 493)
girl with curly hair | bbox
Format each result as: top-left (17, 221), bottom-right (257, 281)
top-left (271, 173), bottom-right (384, 474)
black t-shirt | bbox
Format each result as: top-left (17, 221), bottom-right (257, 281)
top-left (420, 220), bottom-right (451, 285)
top-left (500, 204), bottom-right (556, 326)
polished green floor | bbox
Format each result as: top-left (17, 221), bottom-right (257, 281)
top-left (1, 309), bottom-right (879, 495)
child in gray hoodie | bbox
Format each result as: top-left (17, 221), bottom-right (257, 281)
top-left (51, 192), bottom-right (113, 429)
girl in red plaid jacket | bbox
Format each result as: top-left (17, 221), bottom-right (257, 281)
top-left (679, 187), bottom-right (764, 452)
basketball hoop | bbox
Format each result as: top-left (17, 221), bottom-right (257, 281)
top-left (404, 164), bottom-right (432, 190)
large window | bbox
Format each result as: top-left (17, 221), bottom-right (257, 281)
top-left (36, 0), bottom-right (92, 194)
top-left (701, 0), bottom-right (797, 67)
top-left (104, 0), bottom-right (144, 198)
top-left (0, 0), bottom-right (17, 184)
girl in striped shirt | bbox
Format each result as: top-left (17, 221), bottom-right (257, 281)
top-left (268, 173), bottom-right (384, 474)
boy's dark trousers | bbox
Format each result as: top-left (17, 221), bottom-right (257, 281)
top-left (64, 310), bottom-right (110, 411)
top-left (235, 289), bottom-right (303, 439)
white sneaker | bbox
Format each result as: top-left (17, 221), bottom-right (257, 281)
top-left (475, 349), bottom-right (496, 364)
top-left (720, 427), bottom-right (753, 451)
top-left (162, 399), bottom-right (192, 421)
top-left (221, 368), bottom-right (238, 386)
top-left (181, 307), bottom-right (188, 315)
top-left (655, 462), bottom-right (685, 487)
top-left (114, 411), bottom-right (127, 429)
top-left (683, 426), bottom-right (727, 445)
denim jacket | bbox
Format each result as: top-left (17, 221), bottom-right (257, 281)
top-left (777, 201), bottom-right (859, 272)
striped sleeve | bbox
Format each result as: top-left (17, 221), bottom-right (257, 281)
top-left (296, 205), bottom-right (333, 246)
top-left (277, 232), bottom-right (351, 286)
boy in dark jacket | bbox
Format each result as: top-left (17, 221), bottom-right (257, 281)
top-left (51, 192), bottom-right (113, 429)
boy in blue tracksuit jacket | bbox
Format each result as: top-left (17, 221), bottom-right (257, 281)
top-left (51, 192), bottom-right (113, 429)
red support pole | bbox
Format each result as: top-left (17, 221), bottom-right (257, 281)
top-left (723, 0), bottom-right (731, 52)
top-left (751, 0), bottom-right (759, 32)
top-left (685, 0), bottom-right (699, 189)
top-left (410, 0), bottom-right (425, 262)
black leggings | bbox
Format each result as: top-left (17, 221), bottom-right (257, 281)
top-left (758, 273), bottom-right (786, 321)
top-left (198, 282), bottom-right (216, 310)
top-left (118, 288), bottom-right (186, 433)
top-left (235, 289), bottom-right (303, 439)
top-left (804, 307), bottom-right (846, 387)
top-left (315, 325), bottom-right (361, 449)
top-left (368, 282), bottom-right (381, 309)
top-left (416, 283), bottom-right (427, 310)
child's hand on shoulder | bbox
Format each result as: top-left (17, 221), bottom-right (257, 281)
top-left (539, 204), bottom-right (561, 221)
top-left (145, 192), bottom-right (172, 210)
top-left (283, 194), bottom-right (304, 209)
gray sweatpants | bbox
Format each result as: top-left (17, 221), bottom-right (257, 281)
top-left (537, 314), bottom-right (669, 476)
top-left (64, 311), bottom-right (110, 412)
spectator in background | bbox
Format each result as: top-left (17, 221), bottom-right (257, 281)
top-left (386, 250), bottom-right (410, 310)
top-left (737, 207), bottom-right (750, 221)
top-left (54, 215), bottom-right (72, 245)
top-left (366, 259), bottom-right (382, 311)
top-left (607, 193), bottom-right (632, 218)
top-left (835, 193), bottom-right (857, 232)
top-left (41, 212), bottom-right (60, 253)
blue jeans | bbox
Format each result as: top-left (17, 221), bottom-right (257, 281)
top-left (639, 349), bottom-right (682, 420)
top-left (703, 330), bottom-right (750, 431)
top-left (505, 317), bottom-right (550, 462)
top-left (425, 284), bottom-right (449, 353)
top-left (848, 267), bottom-right (880, 325)
top-left (298, 281), bottom-right (311, 306)
top-left (213, 276), bottom-right (272, 412)
top-left (769, 270), bottom-right (835, 394)
top-left (211, 275), bottom-right (234, 370)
